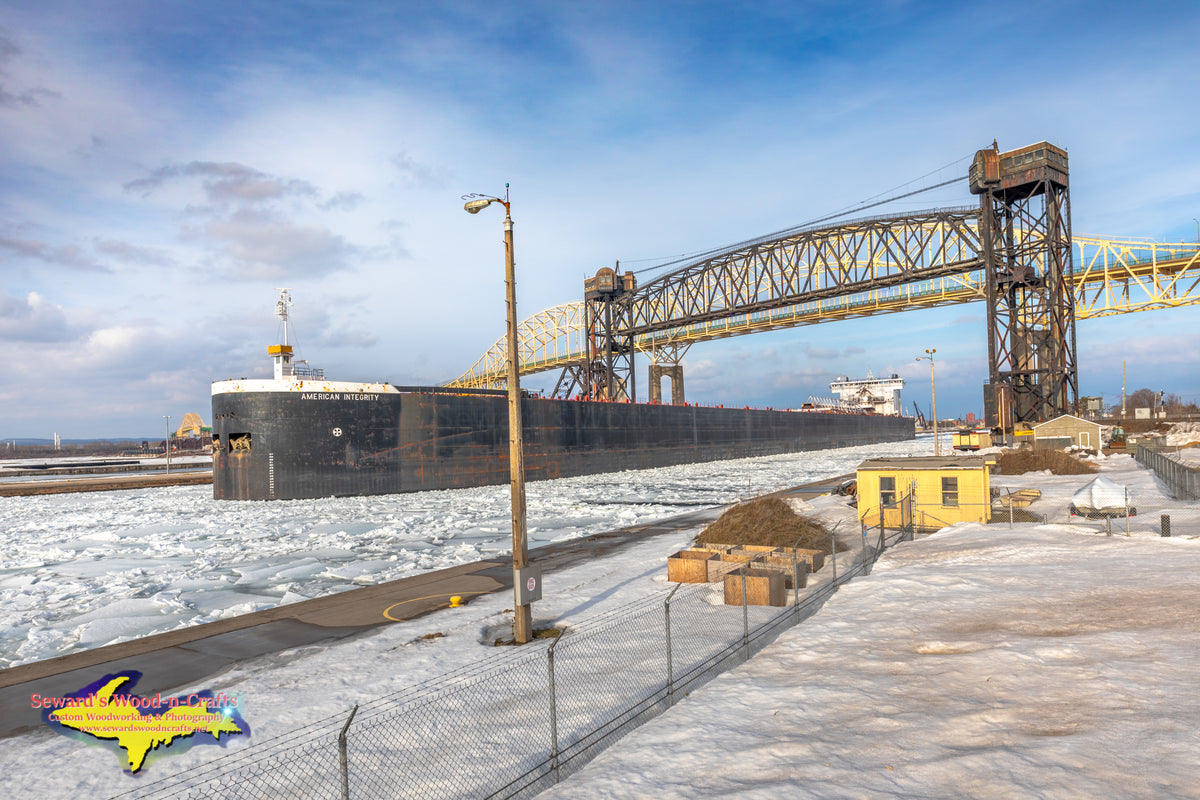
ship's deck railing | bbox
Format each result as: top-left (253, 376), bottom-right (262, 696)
top-left (282, 363), bottom-right (325, 380)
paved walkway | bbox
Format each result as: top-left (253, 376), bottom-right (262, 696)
top-left (0, 475), bottom-right (849, 738)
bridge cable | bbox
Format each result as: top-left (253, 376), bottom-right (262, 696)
top-left (628, 174), bottom-right (968, 280)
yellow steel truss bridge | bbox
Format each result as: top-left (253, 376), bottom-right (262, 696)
top-left (447, 209), bottom-right (1200, 390)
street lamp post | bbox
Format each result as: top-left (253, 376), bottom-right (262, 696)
top-left (915, 349), bottom-right (939, 456)
top-left (163, 415), bottom-right (171, 473)
top-left (464, 185), bottom-right (532, 644)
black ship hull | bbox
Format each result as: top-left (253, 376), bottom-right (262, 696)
top-left (212, 387), bottom-right (914, 501)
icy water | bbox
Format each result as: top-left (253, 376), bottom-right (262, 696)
top-left (0, 437), bottom-right (934, 667)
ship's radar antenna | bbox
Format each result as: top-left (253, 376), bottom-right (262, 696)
top-left (274, 288), bottom-right (292, 345)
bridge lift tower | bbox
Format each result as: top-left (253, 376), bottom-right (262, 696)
top-left (970, 141), bottom-right (1078, 432)
top-left (553, 265), bottom-right (637, 401)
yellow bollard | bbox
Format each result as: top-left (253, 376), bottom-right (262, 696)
top-left (449, 596), bottom-right (462, 608)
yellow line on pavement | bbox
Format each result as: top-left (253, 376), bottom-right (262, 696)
top-left (382, 591), bottom-right (492, 621)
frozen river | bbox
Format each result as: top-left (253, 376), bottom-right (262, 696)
top-left (0, 437), bottom-right (935, 668)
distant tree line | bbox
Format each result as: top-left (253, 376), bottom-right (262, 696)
top-left (1122, 388), bottom-right (1198, 415)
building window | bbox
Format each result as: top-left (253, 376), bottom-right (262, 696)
top-left (941, 476), bottom-right (958, 507)
top-left (880, 476), bottom-right (896, 507)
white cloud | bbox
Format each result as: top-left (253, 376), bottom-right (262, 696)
top-left (92, 237), bottom-right (175, 267)
top-left (0, 235), bottom-right (108, 272)
top-left (0, 291), bottom-right (77, 342)
top-left (192, 208), bottom-right (357, 280)
top-left (124, 161), bottom-right (318, 205)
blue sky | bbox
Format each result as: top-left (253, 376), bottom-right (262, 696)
top-left (2, 0), bottom-right (1199, 438)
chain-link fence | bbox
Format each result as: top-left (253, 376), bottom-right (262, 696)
top-left (897, 491), bottom-right (1200, 538)
top-left (1136, 442), bottom-right (1200, 501)
top-left (111, 528), bottom-right (904, 800)
top-left (860, 480), bottom-right (1200, 539)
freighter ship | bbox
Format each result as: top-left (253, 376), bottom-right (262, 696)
top-left (211, 292), bottom-right (914, 501)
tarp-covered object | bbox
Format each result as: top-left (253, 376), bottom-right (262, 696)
top-left (1070, 475), bottom-right (1135, 518)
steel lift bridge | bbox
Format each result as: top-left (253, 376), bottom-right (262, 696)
top-left (447, 141), bottom-right (1200, 431)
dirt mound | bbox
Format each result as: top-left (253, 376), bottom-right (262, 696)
top-left (994, 449), bottom-right (1098, 476)
top-left (695, 496), bottom-right (842, 552)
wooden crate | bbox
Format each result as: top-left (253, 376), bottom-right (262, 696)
top-left (723, 569), bottom-right (786, 607)
top-left (707, 557), bottom-right (744, 581)
top-left (716, 549), bottom-right (789, 585)
top-left (768, 547), bottom-right (825, 573)
top-left (733, 548), bottom-right (823, 574)
top-left (666, 549), bottom-right (719, 583)
top-left (724, 545), bottom-right (780, 563)
top-left (703, 543), bottom-right (824, 572)
top-left (689, 543), bottom-right (735, 554)
top-left (681, 542), bottom-right (826, 585)
top-left (667, 549), bottom-right (746, 583)
top-left (748, 555), bottom-right (808, 589)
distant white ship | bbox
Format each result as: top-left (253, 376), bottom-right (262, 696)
top-left (827, 372), bottom-right (905, 416)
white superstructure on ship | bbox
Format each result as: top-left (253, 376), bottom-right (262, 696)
top-left (829, 371), bottom-right (905, 416)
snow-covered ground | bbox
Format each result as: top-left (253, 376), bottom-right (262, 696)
top-left (1161, 421), bottom-right (1200, 447)
top-left (0, 438), bottom-right (933, 668)
top-left (540, 523), bottom-right (1200, 799)
top-left (534, 454), bottom-right (1200, 800)
top-left (3, 437), bottom-right (1198, 799)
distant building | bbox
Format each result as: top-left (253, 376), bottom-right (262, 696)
top-left (1032, 414), bottom-right (1102, 449)
top-left (1079, 396), bottom-right (1104, 419)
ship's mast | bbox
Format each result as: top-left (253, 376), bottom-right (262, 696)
top-left (276, 288), bottom-right (292, 345)
top-left (270, 288), bottom-right (294, 380)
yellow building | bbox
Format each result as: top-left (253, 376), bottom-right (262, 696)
top-left (857, 456), bottom-right (992, 532)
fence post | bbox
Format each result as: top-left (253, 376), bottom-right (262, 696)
top-left (664, 583), bottom-right (680, 706)
top-left (1161, 514), bottom-right (1171, 537)
top-left (791, 547), bottom-right (800, 618)
top-left (1125, 488), bottom-right (1131, 535)
top-left (830, 532), bottom-right (840, 587)
top-left (903, 490), bottom-right (914, 542)
top-left (741, 567), bottom-right (750, 661)
top-left (1007, 489), bottom-right (1014, 529)
top-left (339, 705), bottom-right (358, 800)
top-left (548, 630), bottom-right (564, 783)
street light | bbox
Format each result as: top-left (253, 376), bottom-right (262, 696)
top-left (463, 185), bottom-right (533, 645)
top-left (915, 349), bottom-right (939, 456)
top-left (163, 415), bottom-right (171, 474)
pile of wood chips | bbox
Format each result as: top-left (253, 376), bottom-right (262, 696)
top-left (694, 496), bottom-right (844, 553)
top-left (994, 449), bottom-right (1098, 475)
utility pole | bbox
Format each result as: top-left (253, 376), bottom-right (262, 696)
top-left (916, 349), bottom-right (939, 456)
top-left (1121, 361), bottom-right (1127, 419)
top-left (464, 186), bottom-right (534, 644)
